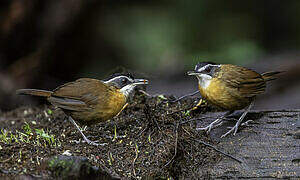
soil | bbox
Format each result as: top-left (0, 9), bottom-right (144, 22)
top-left (0, 91), bottom-right (223, 179)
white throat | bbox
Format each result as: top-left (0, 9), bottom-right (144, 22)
top-left (120, 84), bottom-right (136, 98)
top-left (196, 74), bottom-right (212, 89)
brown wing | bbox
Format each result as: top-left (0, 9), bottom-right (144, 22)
top-left (49, 78), bottom-right (113, 111)
top-left (219, 64), bottom-right (266, 98)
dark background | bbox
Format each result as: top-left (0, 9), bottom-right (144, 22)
top-left (0, 0), bottom-right (299, 111)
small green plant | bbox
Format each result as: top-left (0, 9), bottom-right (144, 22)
top-left (0, 129), bottom-right (9, 143)
top-left (0, 123), bottom-right (60, 147)
top-left (35, 128), bottom-right (59, 147)
top-left (157, 94), bottom-right (167, 103)
top-left (157, 95), bottom-right (167, 100)
top-left (23, 122), bottom-right (33, 135)
top-left (108, 152), bottom-right (114, 166)
top-left (135, 143), bottom-right (139, 153)
top-left (183, 110), bottom-right (191, 117)
top-left (47, 109), bottom-right (53, 115)
top-left (112, 125), bottom-right (117, 142)
top-left (148, 134), bottom-right (152, 143)
top-left (16, 130), bottom-right (30, 143)
top-left (10, 133), bottom-right (18, 143)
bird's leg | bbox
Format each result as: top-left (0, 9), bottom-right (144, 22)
top-left (221, 101), bottom-right (254, 138)
top-left (68, 117), bottom-right (102, 146)
top-left (197, 111), bottom-right (234, 133)
top-left (213, 121), bottom-right (225, 128)
top-left (170, 90), bottom-right (199, 103)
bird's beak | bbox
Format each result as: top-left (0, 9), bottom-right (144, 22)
top-left (133, 79), bottom-right (148, 85)
top-left (187, 71), bottom-right (201, 76)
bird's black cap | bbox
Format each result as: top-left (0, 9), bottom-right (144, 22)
top-left (108, 72), bottom-right (134, 80)
top-left (195, 62), bottom-right (217, 71)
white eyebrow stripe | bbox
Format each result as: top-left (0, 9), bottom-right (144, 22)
top-left (103, 76), bottom-right (133, 84)
top-left (199, 64), bottom-right (210, 71)
top-left (196, 64), bottom-right (221, 72)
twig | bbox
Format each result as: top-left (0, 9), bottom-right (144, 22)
top-left (145, 104), bottom-right (161, 131)
top-left (166, 101), bottom-right (206, 115)
top-left (179, 117), bottom-right (207, 125)
top-left (0, 156), bottom-right (12, 163)
top-left (164, 122), bottom-right (179, 166)
top-left (138, 90), bottom-right (169, 100)
top-left (112, 125), bottom-right (117, 142)
top-left (195, 139), bottom-right (243, 163)
top-left (132, 143), bottom-right (139, 177)
top-left (138, 89), bottom-right (153, 97)
top-left (169, 91), bottom-right (199, 103)
top-left (138, 122), bottom-right (150, 136)
top-left (153, 116), bottom-right (161, 131)
top-left (166, 108), bottom-right (190, 115)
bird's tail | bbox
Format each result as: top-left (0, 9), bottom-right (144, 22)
top-left (16, 89), bottom-right (52, 97)
top-left (261, 71), bottom-right (283, 81)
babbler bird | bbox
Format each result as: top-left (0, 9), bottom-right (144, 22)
top-left (16, 75), bottom-right (148, 146)
top-left (188, 62), bottom-right (281, 137)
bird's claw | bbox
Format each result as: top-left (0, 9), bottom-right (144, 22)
top-left (85, 139), bottom-right (107, 146)
top-left (241, 120), bottom-right (254, 126)
top-left (196, 126), bottom-right (209, 132)
top-left (221, 120), bottom-right (254, 138)
top-left (196, 118), bottom-right (223, 133)
top-left (196, 124), bottom-right (214, 133)
top-left (86, 140), bottom-right (99, 146)
top-left (221, 124), bottom-right (239, 138)
top-left (79, 138), bottom-right (107, 146)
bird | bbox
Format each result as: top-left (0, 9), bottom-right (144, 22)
top-left (16, 74), bottom-right (148, 146)
top-left (187, 62), bottom-right (282, 137)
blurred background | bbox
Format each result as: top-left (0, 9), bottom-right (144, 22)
top-left (0, 0), bottom-right (299, 111)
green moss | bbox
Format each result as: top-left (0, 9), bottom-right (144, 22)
top-left (48, 156), bottom-right (76, 177)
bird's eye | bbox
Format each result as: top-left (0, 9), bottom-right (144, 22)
top-left (122, 78), bottom-right (128, 84)
top-left (204, 66), bottom-right (211, 72)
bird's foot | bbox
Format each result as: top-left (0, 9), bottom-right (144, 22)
top-left (196, 117), bottom-right (223, 133)
top-left (221, 102), bottom-right (253, 138)
top-left (196, 124), bottom-right (213, 133)
top-left (85, 139), bottom-right (107, 146)
top-left (73, 138), bottom-right (107, 146)
top-left (221, 120), bottom-right (254, 138)
top-left (78, 137), bottom-right (107, 146)
top-left (241, 120), bottom-right (254, 127)
top-left (86, 140), bottom-right (100, 146)
top-left (221, 123), bottom-right (239, 138)
top-left (196, 121), bottom-right (220, 133)
top-left (196, 126), bottom-right (208, 131)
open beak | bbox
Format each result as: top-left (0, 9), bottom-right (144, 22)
top-left (187, 71), bottom-right (201, 76)
top-left (133, 79), bottom-right (148, 85)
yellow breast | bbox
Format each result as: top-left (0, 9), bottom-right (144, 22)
top-left (106, 90), bottom-right (127, 118)
top-left (72, 90), bottom-right (127, 125)
top-left (198, 78), bottom-right (251, 110)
